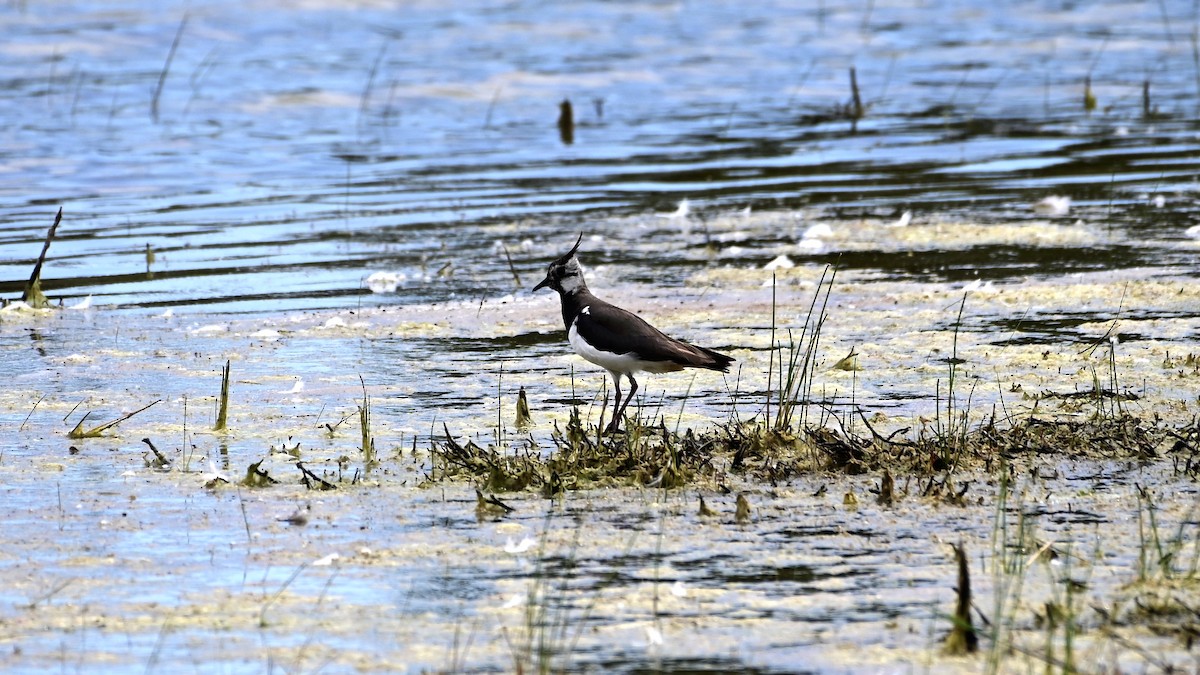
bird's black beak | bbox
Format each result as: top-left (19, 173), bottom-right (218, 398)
top-left (532, 275), bottom-right (552, 293)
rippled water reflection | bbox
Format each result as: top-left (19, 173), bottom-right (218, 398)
top-left (2, 0), bottom-right (1198, 313)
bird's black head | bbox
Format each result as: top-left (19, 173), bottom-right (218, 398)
top-left (532, 232), bottom-right (587, 295)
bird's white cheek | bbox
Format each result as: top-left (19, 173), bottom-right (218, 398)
top-left (559, 274), bottom-right (586, 294)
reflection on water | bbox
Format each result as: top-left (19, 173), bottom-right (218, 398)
top-left (0, 0), bottom-right (1198, 313)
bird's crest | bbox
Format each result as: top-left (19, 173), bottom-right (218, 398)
top-left (552, 232), bottom-right (584, 266)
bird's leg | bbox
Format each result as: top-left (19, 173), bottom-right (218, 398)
top-left (604, 371), bottom-right (622, 435)
top-left (612, 373), bottom-right (639, 431)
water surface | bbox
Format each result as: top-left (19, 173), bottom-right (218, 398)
top-left (1, 0), bottom-right (1198, 313)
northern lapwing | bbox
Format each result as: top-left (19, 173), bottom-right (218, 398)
top-left (533, 234), bottom-right (734, 435)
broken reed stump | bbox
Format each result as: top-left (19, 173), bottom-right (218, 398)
top-left (214, 360), bottom-right (231, 431)
top-left (944, 542), bottom-right (978, 655)
top-left (22, 207), bottom-right (62, 308)
top-left (849, 66), bottom-right (864, 122)
top-left (515, 386), bottom-right (532, 429)
top-left (557, 98), bottom-right (574, 145)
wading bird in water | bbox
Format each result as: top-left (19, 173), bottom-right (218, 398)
top-left (533, 234), bottom-right (733, 434)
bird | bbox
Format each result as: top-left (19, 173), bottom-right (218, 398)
top-left (532, 233), bottom-right (734, 435)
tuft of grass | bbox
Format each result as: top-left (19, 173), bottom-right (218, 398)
top-left (876, 468), bottom-right (894, 506)
top-left (773, 263), bottom-right (837, 432)
top-left (1083, 76), bottom-right (1097, 112)
top-left (358, 376), bottom-right (376, 475)
top-left (937, 293), bottom-right (976, 475)
top-left (241, 460), bottom-right (278, 488)
top-left (1135, 484), bottom-right (1200, 583)
top-left (735, 494), bottom-right (751, 524)
top-left (984, 468), bottom-right (1032, 674)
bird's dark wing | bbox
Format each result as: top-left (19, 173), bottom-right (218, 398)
top-left (577, 299), bottom-right (733, 372)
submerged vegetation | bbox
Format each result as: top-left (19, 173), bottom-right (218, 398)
top-left (428, 397), bottom-right (1184, 494)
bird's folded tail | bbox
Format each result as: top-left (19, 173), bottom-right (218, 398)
top-left (671, 342), bottom-right (734, 373)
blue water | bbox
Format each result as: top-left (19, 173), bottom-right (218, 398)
top-left (1, 0), bottom-right (1198, 314)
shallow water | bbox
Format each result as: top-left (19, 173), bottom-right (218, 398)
top-left (1, 264), bottom-right (1199, 671)
top-left (2, 432), bottom-right (1199, 673)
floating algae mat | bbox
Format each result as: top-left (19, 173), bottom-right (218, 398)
top-left (1, 212), bottom-right (1199, 672)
